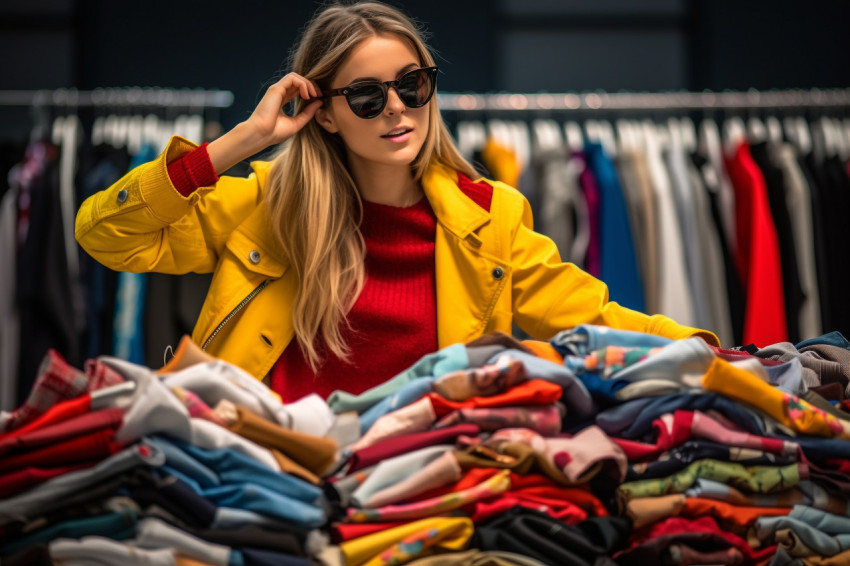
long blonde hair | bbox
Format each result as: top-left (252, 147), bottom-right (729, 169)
top-left (264, 1), bottom-right (477, 371)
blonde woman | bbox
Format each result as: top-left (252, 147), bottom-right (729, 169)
top-left (75, 1), bottom-right (718, 402)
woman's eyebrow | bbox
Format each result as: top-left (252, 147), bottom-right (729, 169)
top-left (349, 63), bottom-right (420, 84)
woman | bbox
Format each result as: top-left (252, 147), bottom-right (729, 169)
top-left (75, 1), bottom-right (718, 402)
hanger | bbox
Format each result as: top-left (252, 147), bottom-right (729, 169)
top-left (597, 119), bottom-right (618, 158)
top-left (795, 117), bottom-right (813, 156)
top-left (680, 117), bottom-right (698, 154)
top-left (615, 119), bottom-right (632, 153)
top-left (532, 119), bottom-right (559, 153)
top-left (783, 117), bottom-right (800, 151)
top-left (584, 119), bottom-right (600, 145)
top-left (828, 117), bottom-right (847, 161)
top-left (722, 116), bottom-right (747, 154)
top-left (842, 118), bottom-right (850, 160)
top-left (747, 116), bottom-right (768, 143)
top-left (836, 117), bottom-right (850, 162)
top-left (655, 121), bottom-right (671, 152)
top-left (51, 114), bottom-right (66, 145)
top-left (457, 120), bottom-right (487, 160)
top-left (564, 121), bottom-right (584, 153)
top-left (127, 114), bottom-right (144, 155)
top-left (765, 116), bottom-right (783, 144)
top-left (510, 120), bottom-right (532, 170)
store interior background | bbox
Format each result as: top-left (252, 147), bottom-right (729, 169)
top-left (2, 0), bottom-right (849, 140)
top-left (1, 0), bottom-right (849, 382)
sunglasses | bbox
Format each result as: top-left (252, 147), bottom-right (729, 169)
top-left (322, 66), bottom-right (438, 119)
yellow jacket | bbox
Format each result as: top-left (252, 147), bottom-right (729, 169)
top-left (75, 135), bottom-right (719, 381)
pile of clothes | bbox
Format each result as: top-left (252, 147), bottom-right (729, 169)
top-left (1, 326), bottom-right (849, 565)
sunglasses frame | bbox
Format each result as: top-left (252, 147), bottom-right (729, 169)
top-left (322, 66), bottom-right (439, 119)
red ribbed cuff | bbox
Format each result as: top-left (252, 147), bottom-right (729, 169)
top-left (166, 142), bottom-right (219, 197)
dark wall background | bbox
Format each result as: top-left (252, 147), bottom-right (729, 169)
top-left (1, 0), bottom-right (848, 140)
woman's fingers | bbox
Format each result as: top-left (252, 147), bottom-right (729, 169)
top-left (275, 73), bottom-right (322, 106)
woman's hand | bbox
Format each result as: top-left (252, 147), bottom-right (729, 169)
top-left (207, 73), bottom-right (322, 174)
top-left (247, 73), bottom-right (323, 146)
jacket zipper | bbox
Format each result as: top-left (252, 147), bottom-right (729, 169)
top-left (202, 279), bottom-right (269, 351)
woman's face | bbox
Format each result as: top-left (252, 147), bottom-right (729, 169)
top-left (317, 34), bottom-right (430, 173)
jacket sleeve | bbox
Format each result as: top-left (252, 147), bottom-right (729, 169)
top-left (75, 135), bottom-right (265, 275)
top-left (508, 190), bottom-right (721, 346)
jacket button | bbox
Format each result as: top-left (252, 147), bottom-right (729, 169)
top-left (249, 250), bottom-right (261, 264)
top-left (492, 267), bottom-right (504, 280)
top-left (116, 189), bottom-right (128, 203)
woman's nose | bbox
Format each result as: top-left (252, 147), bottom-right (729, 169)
top-left (384, 86), bottom-right (406, 115)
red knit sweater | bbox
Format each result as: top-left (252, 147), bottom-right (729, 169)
top-left (167, 143), bottom-right (492, 402)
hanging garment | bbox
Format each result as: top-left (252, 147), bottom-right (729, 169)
top-left (112, 144), bottom-right (158, 364)
top-left (772, 143), bottom-right (822, 341)
top-left (684, 153), bottom-right (735, 346)
top-left (615, 149), bottom-right (659, 314)
top-left (0, 188), bottom-right (20, 412)
top-left (584, 142), bottom-right (645, 312)
top-left (724, 140), bottom-right (788, 346)
top-left (538, 148), bottom-right (582, 265)
top-left (691, 152), bottom-right (746, 344)
top-left (750, 141), bottom-right (805, 343)
top-left (664, 124), bottom-right (712, 331)
top-left (641, 122), bottom-right (696, 326)
top-left (574, 150), bottom-right (602, 277)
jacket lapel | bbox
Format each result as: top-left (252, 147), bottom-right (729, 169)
top-left (423, 165), bottom-right (511, 347)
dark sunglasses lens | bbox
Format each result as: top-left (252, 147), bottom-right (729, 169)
top-left (397, 69), bottom-right (434, 108)
top-left (346, 84), bottom-right (386, 118)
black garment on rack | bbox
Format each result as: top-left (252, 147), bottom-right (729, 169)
top-left (823, 154), bottom-right (850, 337)
top-left (16, 148), bottom-right (84, 404)
top-left (749, 142), bottom-right (804, 343)
top-left (805, 152), bottom-right (850, 338)
top-left (76, 141), bottom-right (131, 360)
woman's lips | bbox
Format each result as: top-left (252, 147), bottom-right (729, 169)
top-left (381, 128), bottom-right (413, 143)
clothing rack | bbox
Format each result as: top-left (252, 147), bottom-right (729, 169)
top-left (0, 87), bottom-right (234, 108)
top-left (437, 88), bottom-right (850, 112)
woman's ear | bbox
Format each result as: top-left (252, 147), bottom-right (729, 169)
top-left (315, 106), bottom-right (339, 134)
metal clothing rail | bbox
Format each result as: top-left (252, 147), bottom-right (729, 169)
top-left (437, 88), bottom-right (850, 112)
top-left (0, 87), bottom-right (235, 108)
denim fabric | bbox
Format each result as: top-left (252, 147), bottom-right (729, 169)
top-left (203, 483), bottom-right (325, 528)
top-left (576, 372), bottom-right (629, 405)
top-left (796, 331), bottom-right (850, 350)
top-left (359, 378), bottom-right (434, 434)
top-left (0, 510), bottom-right (137, 555)
top-left (148, 436), bottom-right (325, 528)
top-left (147, 436), bottom-right (219, 488)
top-left (485, 349), bottom-right (597, 420)
top-left (595, 393), bottom-right (766, 440)
top-left (327, 343), bottom-right (468, 414)
top-left (551, 324), bottom-right (672, 357)
top-left (175, 439), bottom-right (321, 503)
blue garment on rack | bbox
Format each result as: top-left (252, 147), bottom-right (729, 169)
top-left (584, 141), bottom-right (645, 312)
top-left (112, 144), bottom-right (157, 363)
